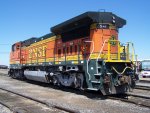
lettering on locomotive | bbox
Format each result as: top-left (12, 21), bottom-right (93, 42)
top-left (29, 45), bottom-right (47, 58)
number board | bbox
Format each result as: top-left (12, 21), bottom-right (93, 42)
top-left (96, 24), bottom-right (109, 29)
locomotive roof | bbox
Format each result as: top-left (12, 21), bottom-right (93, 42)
top-left (21, 37), bottom-right (37, 47)
top-left (21, 33), bottom-right (54, 47)
top-left (36, 33), bottom-right (55, 42)
top-left (51, 11), bottom-right (126, 34)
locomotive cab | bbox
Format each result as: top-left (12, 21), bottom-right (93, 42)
top-left (52, 12), bottom-right (136, 94)
top-left (10, 42), bottom-right (21, 68)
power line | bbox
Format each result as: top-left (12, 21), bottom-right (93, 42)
top-left (0, 52), bottom-right (10, 54)
top-left (0, 44), bottom-right (11, 45)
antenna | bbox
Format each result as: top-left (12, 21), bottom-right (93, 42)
top-left (98, 9), bottom-right (106, 12)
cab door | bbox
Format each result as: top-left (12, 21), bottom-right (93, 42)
top-left (81, 38), bottom-right (91, 59)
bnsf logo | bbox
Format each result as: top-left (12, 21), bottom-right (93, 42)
top-left (28, 46), bottom-right (47, 58)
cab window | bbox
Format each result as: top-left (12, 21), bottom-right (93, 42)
top-left (67, 47), bottom-right (69, 54)
top-left (70, 46), bottom-right (73, 54)
top-left (75, 45), bottom-right (77, 53)
top-left (58, 49), bottom-right (61, 55)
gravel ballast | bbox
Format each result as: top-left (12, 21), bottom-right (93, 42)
top-left (0, 70), bottom-right (149, 113)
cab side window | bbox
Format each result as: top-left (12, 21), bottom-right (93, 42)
top-left (16, 45), bottom-right (20, 50)
top-left (75, 45), bottom-right (77, 53)
top-left (12, 45), bottom-right (15, 51)
top-left (67, 47), bottom-right (69, 54)
top-left (70, 46), bottom-right (73, 54)
top-left (58, 49), bottom-right (61, 55)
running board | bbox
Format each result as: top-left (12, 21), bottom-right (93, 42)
top-left (91, 81), bottom-right (101, 83)
top-left (87, 88), bottom-right (99, 91)
top-left (94, 73), bottom-right (102, 76)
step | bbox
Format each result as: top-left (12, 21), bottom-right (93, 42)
top-left (91, 81), bottom-right (101, 84)
top-left (97, 59), bottom-right (103, 61)
top-left (94, 73), bottom-right (102, 76)
top-left (87, 88), bottom-right (99, 91)
top-left (97, 66), bottom-right (101, 68)
top-left (106, 72), bottom-right (112, 75)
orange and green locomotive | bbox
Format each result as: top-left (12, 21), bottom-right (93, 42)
top-left (9, 12), bottom-right (137, 95)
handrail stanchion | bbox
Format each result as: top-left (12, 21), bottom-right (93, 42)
top-left (118, 41), bottom-right (120, 60)
top-left (127, 42), bottom-right (129, 61)
top-left (108, 41), bottom-right (110, 61)
top-left (85, 41), bottom-right (94, 81)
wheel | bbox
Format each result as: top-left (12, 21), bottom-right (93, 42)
top-left (74, 73), bottom-right (84, 90)
top-left (52, 72), bottom-right (60, 86)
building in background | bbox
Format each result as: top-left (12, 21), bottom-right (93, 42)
top-left (138, 60), bottom-right (150, 78)
top-left (0, 65), bottom-right (8, 69)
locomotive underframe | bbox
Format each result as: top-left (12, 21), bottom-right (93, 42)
top-left (9, 59), bottom-right (136, 95)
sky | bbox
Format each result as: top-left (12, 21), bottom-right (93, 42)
top-left (0, 0), bottom-right (150, 65)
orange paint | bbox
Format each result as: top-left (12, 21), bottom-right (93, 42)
top-left (10, 26), bottom-right (119, 64)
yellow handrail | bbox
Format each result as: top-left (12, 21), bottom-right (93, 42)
top-left (97, 39), bottom-right (135, 62)
top-left (127, 42), bottom-right (135, 62)
top-left (107, 40), bottom-right (135, 62)
top-left (118, 41), bottom-right (120, 60)
top-left (108, 40), bottom-right (110, 60)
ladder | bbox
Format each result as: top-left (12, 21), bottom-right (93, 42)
top-left (87, 40), bottom-right (108, 91)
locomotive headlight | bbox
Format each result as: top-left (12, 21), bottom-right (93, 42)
top-left (112, 16), bottom-right (115, 24)
top-left (112, 16), bottom-right (115, 20)
top-left (112, 20), bottom-right (115, 24)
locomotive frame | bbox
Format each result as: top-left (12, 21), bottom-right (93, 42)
top-left (9, 12), bottom-right (137, 95)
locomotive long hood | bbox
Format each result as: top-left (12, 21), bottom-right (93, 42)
top-left (51, 11), bottom-right (126, 34)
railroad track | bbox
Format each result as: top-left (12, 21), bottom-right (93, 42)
top-left (0, 87), bottom-right (79, 113)
top-left (0, 72), bottom-right (149, 112)
top-left (106, 83), bottom-right (150, 108)
top-left (107, 93), bottom-right (150, 108)
top-left (2, 86), bottom-right (149, 113)
top-left (135, 85), bottom-right (150, 91)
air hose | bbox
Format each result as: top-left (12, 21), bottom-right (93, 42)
top-left (112, 66), bottom-right (133, 75)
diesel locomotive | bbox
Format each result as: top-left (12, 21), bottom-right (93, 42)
top-left (9, 12), bottom-right (137, 95)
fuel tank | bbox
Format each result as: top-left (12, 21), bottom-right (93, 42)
top-left (24, 70), bottom-right (48, 83)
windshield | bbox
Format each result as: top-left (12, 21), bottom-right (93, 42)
top-left (142, 61), bottom-right (150, 71)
